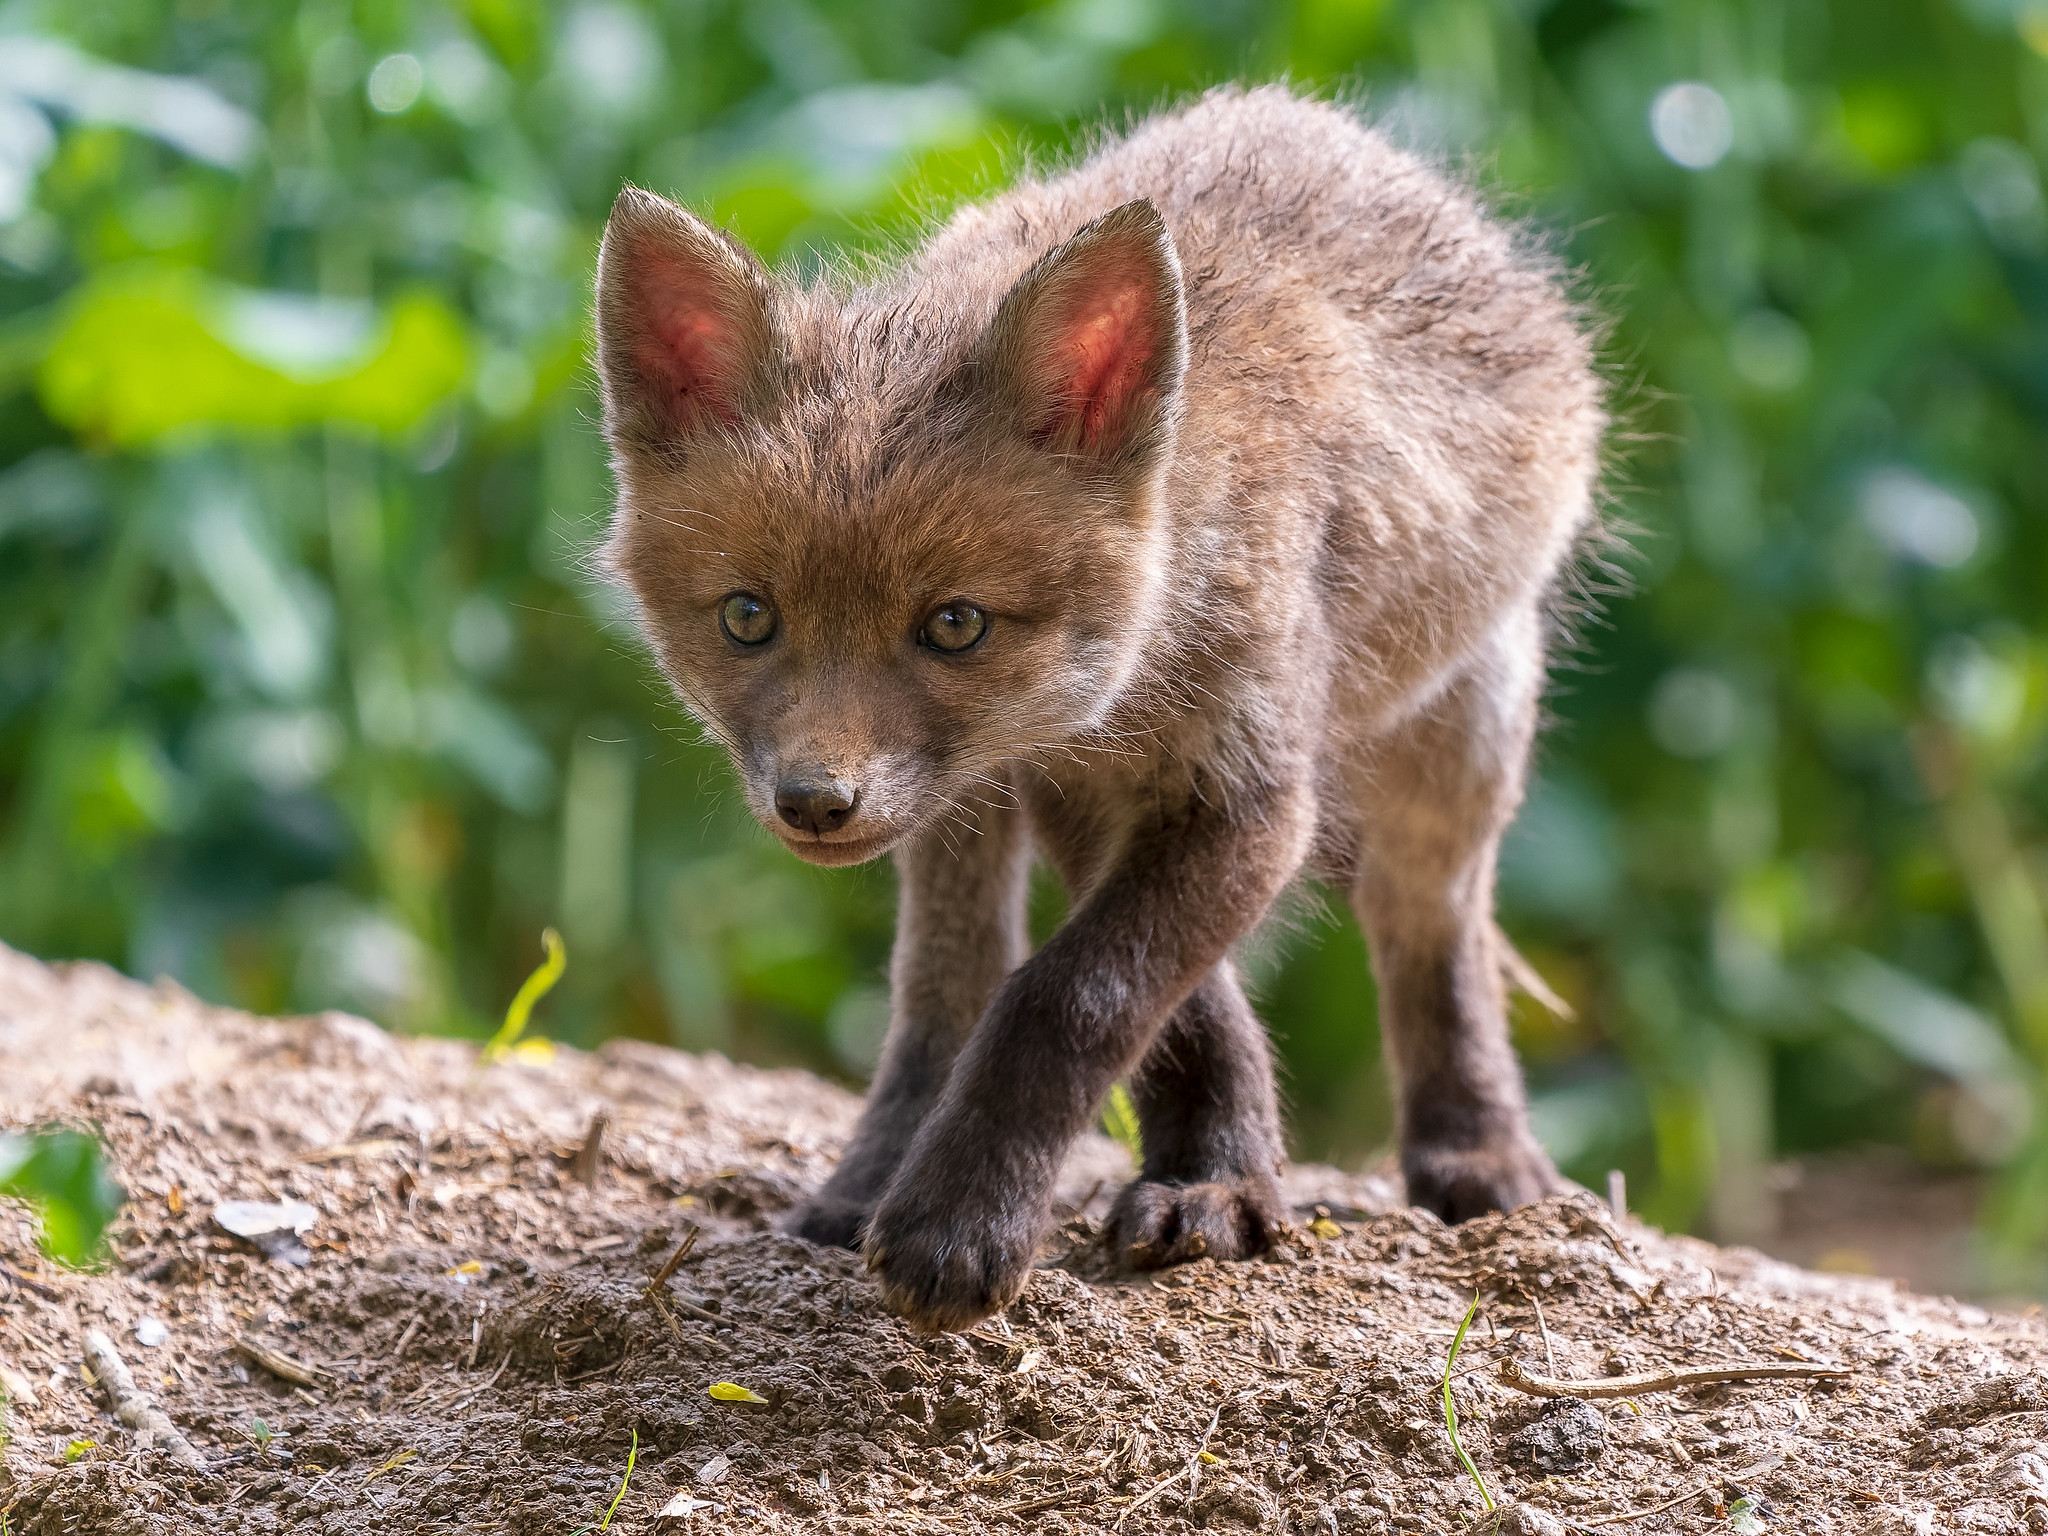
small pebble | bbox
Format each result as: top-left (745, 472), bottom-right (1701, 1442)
top-left (1503, 1399), bottom-right (1607, 1473)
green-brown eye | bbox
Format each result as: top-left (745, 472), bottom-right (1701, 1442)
top-left (921, 601), bottom-right (988, 653)
top-left (720, 592), bottom-right (776, 647)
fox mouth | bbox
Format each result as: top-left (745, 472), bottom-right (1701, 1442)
top-left (771, 827), bottom-right (899, 867)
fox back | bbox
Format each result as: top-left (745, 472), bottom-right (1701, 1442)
top-left (597, 86), bottom-right (1599, 863)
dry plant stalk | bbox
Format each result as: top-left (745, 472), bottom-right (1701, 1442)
top-left (1499, 1357), bottom-right (1849, 1399)
top-left (388, 1312), bottom-right (423, 1360)
top-left (643, 1224), bottom-right (708, 1338)
top-left (643, 1224), bottom-right (700, 1295)
top-left (82, 1328), bottom-right (207, 1469)
top-left (1577, 1484), bottom-right (1711, 1527)
top-left (232, 1333), bottom-right (327, 1389)
top-left (1116, 1405), bottom-right (1220, 1529)
top-left (571, 1110), bottom-right (608, 1187)
top-left (1, 1260), bottom-right (62, 1301)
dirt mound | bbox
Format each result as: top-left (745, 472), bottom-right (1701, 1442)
top-left (1, 943), bottom-right (2043, 1534)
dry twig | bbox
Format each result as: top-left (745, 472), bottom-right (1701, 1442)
top-left (1522, 1287), bottom-right (1559, 1376)
top-left (1576, 1484), bottom-right (1710, 1526)
top-left (1116, 1405), bottom-right (1220, 1529)
top-left (388, 1312), bottom-right (423, 1360)
top-left (646, 1290), bottom-right (685, 1341)
top-left (233, 1333), bottom-right (328, 1389)
top-left (570, 1110), bottom-right (608, 1186)
top-left (0, 1261), bottom-right (61, 1301)
top-left (1499, 1357), bottom-right (1849, 1399)
top-left (82, 1328), bottom-right (207, 1470)
top-left (440, 1349), bottom-right (515, 1414)
top-left (644, 1224), bottom-right (700, 1297)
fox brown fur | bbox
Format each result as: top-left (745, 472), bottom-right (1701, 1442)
top-left (594, 85), bottom-right (1605, 1332)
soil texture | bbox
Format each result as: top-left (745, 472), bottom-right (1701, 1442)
top-left (1, 942), bottom-right (2044, 1535)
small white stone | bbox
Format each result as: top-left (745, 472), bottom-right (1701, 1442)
top-left (657, 1492), bottom-right (719, 1522)
top-left (135, 1318), bottom-right (169, 1348)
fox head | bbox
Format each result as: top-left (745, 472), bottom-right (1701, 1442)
top-left (594, 188), bottom-right (1188, 865)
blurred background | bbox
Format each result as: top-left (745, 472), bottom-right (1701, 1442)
top-left (3, 0), bottom-right (2046, 1296)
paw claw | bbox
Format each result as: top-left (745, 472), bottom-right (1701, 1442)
top-left (1103, 1173), bottom-right (1283, 1272)
top-left (863, 1194), bottom-right (1038, 1333)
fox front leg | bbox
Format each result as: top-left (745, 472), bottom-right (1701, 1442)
top-left (786, 792), bottom-right (1031, 1248)
top-left (1102, 960), bottom-right (1288, 1267)
top-left (860, 776), bottom-right (1313, 1332)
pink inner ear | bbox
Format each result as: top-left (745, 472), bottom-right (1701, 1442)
top-left (629, 250), bottom-right (748, 433)
top-left (1034, 275), bottom-right (1161, 450)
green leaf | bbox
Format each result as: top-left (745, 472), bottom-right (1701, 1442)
top-left (707, 1381), bottom-right (768, 1405)
top-left (36, 265), bottom-right (469, 447)
top-left (1441, 1292), bottom-right (1493, 1513)
top-left (598, 1426), bottom-right (637, 1530)
top-left (0, 1131), bottom-right (124, 1267)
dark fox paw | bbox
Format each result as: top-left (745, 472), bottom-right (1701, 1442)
top-left (785, 1195), bottom-right (872, 1250)
top-left (862, 1177), bottom-right (1041, 1333)
top-left (1403, 1136), bottom-right (1564, 1224)
top-left (1103, 1173), bottom-right (1285, 1270)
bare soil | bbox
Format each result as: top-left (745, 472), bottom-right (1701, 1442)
top-left (2, 942), bottom-right (2044, 1535)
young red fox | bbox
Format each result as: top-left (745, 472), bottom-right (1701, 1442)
top-left (595, 86), bottom-right (1604, 1332)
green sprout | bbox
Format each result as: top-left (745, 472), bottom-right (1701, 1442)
top-left (481, 927), bottom-right (566, 1063)
top-left (246, 1417), bottom-right (288, 1455)
top-left (570, 1427), bottom-right (638, 1534)
top-left (601, 1427), bottom-right (638, 1530)
top-left (1442, 1290), bottom-right (1495, 1513)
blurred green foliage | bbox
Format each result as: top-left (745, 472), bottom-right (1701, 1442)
top-left (4, 0), bottom-right (2048, 1277)
top-left (0, 1129), bottom-right (124, 1266)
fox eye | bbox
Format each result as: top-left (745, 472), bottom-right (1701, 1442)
top-left (719, 592), bottom-right (776, 647)
top-left (921, 601), bottom-right (988, 653)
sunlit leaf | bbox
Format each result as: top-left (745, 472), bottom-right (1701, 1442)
top-left (0, 1131), bottom-right (124, 1267)
top-left (37, 265), bottom-right (468, 447)
top-left (707, 1381), bottom-right (768, 1405)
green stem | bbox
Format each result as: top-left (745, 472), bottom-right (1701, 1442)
top-left (599, 1427), bottom-right (637, 1530)
top-left (482, 928), bottom-right (567, 1061)
top-left (1442, 1290), bottom-right (1495, 1512)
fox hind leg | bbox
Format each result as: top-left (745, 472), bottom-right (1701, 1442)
top-left (786, 791), bottom-right (1031, 1249)
top-left (1350, 608), bottom-right (1565, 1223)
top-left (1104, 961), bottom-right (1288, 1268)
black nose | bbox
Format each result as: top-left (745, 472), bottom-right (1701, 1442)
top-left (775, 778), bottom-right (858, 835)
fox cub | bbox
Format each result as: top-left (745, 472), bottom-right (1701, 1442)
top-left (595, 85), bottom-right (1603, 1331)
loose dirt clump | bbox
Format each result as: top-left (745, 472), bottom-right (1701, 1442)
top-left (2, 941), bottom-right (2045, 1534)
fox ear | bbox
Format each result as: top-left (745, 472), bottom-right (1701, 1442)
top-left (975, 199), bottom-right (1187, 469)
top-left (595, 187), bottom-right (779, 452)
